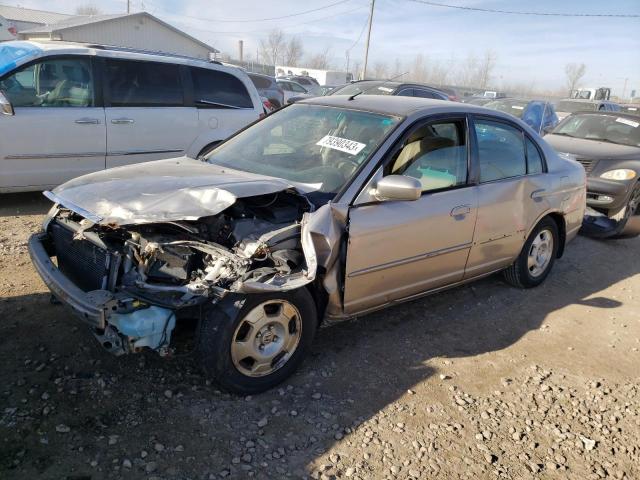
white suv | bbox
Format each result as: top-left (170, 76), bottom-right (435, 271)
top-left (0, 41), bottom-right (264, 193)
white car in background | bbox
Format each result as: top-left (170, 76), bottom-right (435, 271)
top-left (276, 79), bottom-right (312, 104)
top-left (0, 41), bottom-right (264, 193)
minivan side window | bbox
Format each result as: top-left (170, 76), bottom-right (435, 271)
top-left (191, 67), bottom-right (253, 109)
top-left (0, 57), bottom-right (94, 107)
top-left (106, 59), bottom-right (183, 107)
top-left (475, 119), bottom-right (526, 182)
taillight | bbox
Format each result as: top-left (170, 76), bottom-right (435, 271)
top-left (263, 99), bottom-right (274, 111)
top-left (448, 95), bottom-right (459, 102)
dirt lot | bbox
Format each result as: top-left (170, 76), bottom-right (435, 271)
top-left (0, 192), bottom-right (639, 480)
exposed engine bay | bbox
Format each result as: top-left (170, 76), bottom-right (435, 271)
top-left (43, 189), bottom-right (320, 356)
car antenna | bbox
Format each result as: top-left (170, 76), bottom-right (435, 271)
top-left (348, 72), bottom-right (410, 101)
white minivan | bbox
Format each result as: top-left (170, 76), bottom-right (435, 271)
top-left (0, 41), bottom-right (264, 193)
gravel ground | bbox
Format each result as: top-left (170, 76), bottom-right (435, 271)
top-left (1, 192), bottom-right (639, 480)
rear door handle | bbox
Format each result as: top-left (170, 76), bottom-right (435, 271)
top-left (111, 118), bottom-right (134, 124)
top-left (531, 188), bottom-right (547, 202)
top-left (450, 204), bottom-right (471, 217)
top-left (75, 118), bottom-right (100, 124)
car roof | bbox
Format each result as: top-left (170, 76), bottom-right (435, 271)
top-left (299, 94), bottom-right (510, 118)
top-left (10, 40), bottom-right (222, 68)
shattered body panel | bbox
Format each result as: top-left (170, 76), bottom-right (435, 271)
top-left (30, 158), bottom-right (338, 355)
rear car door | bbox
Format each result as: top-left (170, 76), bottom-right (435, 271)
top-left (0, 55), bottom-right (105, 191)
top-left (103, 58), bottom-right (197, 168)
top-left (464, 116), bottom-right (550, 278)
top-left (344, 116), bottom-right (478, 314)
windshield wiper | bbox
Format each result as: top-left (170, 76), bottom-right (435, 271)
top-left (551, 132), bottom-right (576, 138)
top-left (195, 99), bottom-right (243, 109)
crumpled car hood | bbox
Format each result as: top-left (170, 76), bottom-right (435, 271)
top-left (46, 157), bottom-right (296, 225)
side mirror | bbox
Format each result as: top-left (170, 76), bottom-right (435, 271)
top-left (374, 175), bottom-right (422, 202)
top-left (0, 90), bottom-right (14, 116)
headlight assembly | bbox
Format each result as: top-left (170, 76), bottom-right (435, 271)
top-left (600, 169), bottom-right (637, 181)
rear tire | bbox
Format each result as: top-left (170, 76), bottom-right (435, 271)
top-left (196, 289), bottom-right (317, 395)
top-left (504, 217), bottom-right (559, 288)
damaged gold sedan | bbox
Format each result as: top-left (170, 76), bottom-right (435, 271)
top-left (29, 96), bottom-right (586, 393)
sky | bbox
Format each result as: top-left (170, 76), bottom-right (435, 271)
top-left (5, 0), bottom-right (640, 96)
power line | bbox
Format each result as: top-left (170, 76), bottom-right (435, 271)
top-left (170, 5), bottom-right (368, 35)
top-left (346, 12), bottom-right (370, 52)
top-left (155, 0), bottom-right (354, 23)
top-left (406, 0), bottom-right (640, 18)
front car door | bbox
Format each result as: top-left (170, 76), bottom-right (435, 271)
top-left (343, 115), bottom-right (478, 314)
top-left (0, 55), bottom-right (105, 191)
top-left (103, 58), bottom-right (197, 168)
top-left (464, 116), bottom-right (550, 278)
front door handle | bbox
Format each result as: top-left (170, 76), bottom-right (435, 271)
top-left (450, 204), bottom-right (471, 217)
top-left (75, 118), bottom-right (100, 124)
top-left (111, 118), bottom-right (134, 124)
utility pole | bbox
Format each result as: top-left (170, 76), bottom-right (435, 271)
top-left (622, 77), bottom-right (629, 99)
top-left (127, 0), bottom-right (130, 13)
top-left (362, 0), bottom-right (375, 80)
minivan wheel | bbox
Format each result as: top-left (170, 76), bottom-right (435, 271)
top-left (196, 289), bottom-right (317, 395)
top-left (504, 217), bottom-right (559, 288)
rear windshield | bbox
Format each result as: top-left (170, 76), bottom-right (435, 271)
top-left (0, 42), bottom-right (41, 76)
top-left (556, 101), bottom-right (598, 113)
top-left (484, 99), bottom-right (529, 118)
top-left (330, 81), bottom-right (397, 96)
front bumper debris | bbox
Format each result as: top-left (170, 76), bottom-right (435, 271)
top-left (28, 233), bottom-right (115, 328)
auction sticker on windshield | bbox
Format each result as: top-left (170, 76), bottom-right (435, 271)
top-left (378, 86), bottom-right (394, 93)
top-left (316, 135), bottom-right (366, 155)
top-left (616, 117), bottom-right (640, 128)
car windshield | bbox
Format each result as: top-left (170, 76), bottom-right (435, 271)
top-left (329, 81), bottom-right (397, 96)
top-left (0, 42), bottom-right (41, 76)
top-left (484, 99), bottom-right (529, 118)
top-left (556, 100), bottom-right (598, 113)
top-left (554, 114), bottom-right (640, 147)
top-left (206, 104), bottom-right (401, 200)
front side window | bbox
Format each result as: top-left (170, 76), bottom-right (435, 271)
top-left (389, 120), bottom-right (468, 192)
top-left (475, 119), bottom-right (526, 182)
top-left (192, 67), bottom-right (253, 109)
top-left (106, 59), bottom-right (183, 107)
top-left (206, 104), bottom-right (401, 196)
top-left (0, 57), bottom-right (93, 107)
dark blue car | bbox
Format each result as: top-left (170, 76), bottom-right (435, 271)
top-left (484, 98), bottom-right (559, 135)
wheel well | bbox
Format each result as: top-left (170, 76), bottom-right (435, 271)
top-left (546, 212), bottom-right (566, 258)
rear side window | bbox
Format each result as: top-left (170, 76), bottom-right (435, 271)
top-left (413, 88), bottom-right (437, 99)
top-left (526, 138), bottom-right (544, 174)
top-left (106, 59), bottom-right (183, 107)
top-left (192, 67), bottom-right (253, 109)
top-left (249, 74), bottom-right (272, 89)
top-left (475, 119), bottom-right (526, 182)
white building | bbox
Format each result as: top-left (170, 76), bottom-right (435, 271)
top-left (0, 5), bottom-right (217, 60)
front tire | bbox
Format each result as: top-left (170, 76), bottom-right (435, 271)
top-left (197, 289), bottom-right (317, 394)
top-left (504, 217), bottom-right (559, 288)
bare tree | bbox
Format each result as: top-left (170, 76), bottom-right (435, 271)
top-left (410, 54), bottom-right (427, 83)
top-left (372, 61), bottom-right (389, 79)
top-left (391, 58), bottom-right (403, 78)
top-left (259, 30), bottom-right (286, 66)
top-left (75, 5), bottom-right (102, 15)
top-left (306, 48), bottom-right (332, 70)
top-left (477, 50), bottom-right (496, 89)
top-left (283, 37), bottom-right (303, 66)
top-left (565, 63), bottom-right (586, 93)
